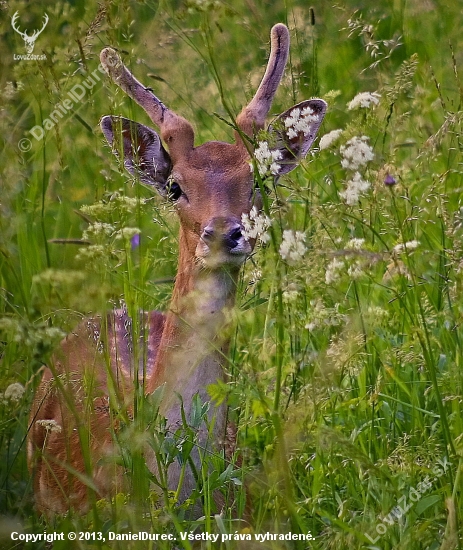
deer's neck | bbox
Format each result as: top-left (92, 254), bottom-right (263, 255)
top-left (149, 229), bottom-right (239, 415)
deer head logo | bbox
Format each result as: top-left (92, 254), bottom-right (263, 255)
top-left (11, 11), bottom-right (49, 54)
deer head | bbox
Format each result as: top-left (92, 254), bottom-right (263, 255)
top-left (11, 11), bottom-right (49, 54)
top-left (99, 24), bottom-right (327, 278)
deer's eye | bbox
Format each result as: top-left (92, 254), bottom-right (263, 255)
top-left (166, 178), bottom-right (184, 201)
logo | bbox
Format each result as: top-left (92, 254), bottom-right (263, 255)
top-left (11, 11), bottom-right (48, 59)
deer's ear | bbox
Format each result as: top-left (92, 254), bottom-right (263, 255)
top-left (268, 99), bottom-right (327, 175)
top-left (101, 116), bottom-right (172, 195)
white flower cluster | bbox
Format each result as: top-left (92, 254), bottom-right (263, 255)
top-left (393, 240), bottom-right (420, 254)
top-left (325, 257), bottom-right (345, 285)
top-left (347, 261), bottom-right (366, 279)
top-left (345, 237), bottom-right (366, 250)
top-left (32, 269), bottom-right (86, 288)
top-left (80, 193), bottom-right (141, 218)
top-left (319, 129), bottom-right (343, 150)
top-left (285, 106), bottom-right (319, 139)
top-left (2, 382), bottom-right (25, 403)
top-left (241, 206), bottom-right (271, 244)
top-left (340, 136), bottom-right (375, 171)
top-left (253, 141), bottom-right (282, 178)
top-left (114, 227), bottom-right (141, 241)
top-left (279, 230), bottom-right (307, 264)
top-left (347, 91), bottom-right (381, 110)
top-left (339, 172), bottom-right (372, 206)
top-left (324, 236), bottom-right (376, 285)
top-left (0, 317), bottom-right (65, 350)
top-left (76, 244), bottom-right (108, 263)
top-left (36, 419), bottom-right (62, 433)
top-left (338, 136), bottom-right (375, 205)
top-left (82, 222), bottom-right (115, 241)
top-left (282, 284), bottom-right (300, 303)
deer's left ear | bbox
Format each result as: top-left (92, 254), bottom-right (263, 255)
top-left (101, 115), bottom-right (172, 193)
top-left (268, 99), bottom-right (327, 175)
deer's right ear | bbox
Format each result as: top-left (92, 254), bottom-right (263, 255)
top-left (101, 116), bottom-right (172, 195)
top-left (267, 99), bottom-right (327, 176)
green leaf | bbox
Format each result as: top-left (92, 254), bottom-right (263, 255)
top-left (414, 495), bottom-right (441, 516)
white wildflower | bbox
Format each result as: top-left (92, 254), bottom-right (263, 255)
top-left (325, 258), bottom-right (345, 285)
top-left (347, 260), bottom-right (365, 279)
top-left (346, 238), bottom-right (366, 250)
top-left (76, 244), bottom-right (108, 263)
top-left (305, 321), bottom-right (317, 332)
top-left (4, 382), bottom-right (25, 403)
top-left (80, 193), bottom-right (140, 218)
top-left (82, 222), bottom-right (115, 241)
top-left (241, 206), bottom-right (271, 244)
top-left (285, 106), bottom-right (319, 139)
top-left (253, 141), bottom-right (282, 178)
top-left (283, 290), bottom-right (299, 303)
top-left (283, 284), bottom-right (300, 303)
top-left (319, 129), bottom-right (343, 150)
top-left (114, 227), bottom-right (141, 241)
top-left (36, 419), bottom-right (62, 433)
top-left (32, 269), bottom-right (86, 288)
top-left (279, 230), bottom-right (307, 264)
top-left (340, 136), bottom-right (375, 171)
top-left (393, 240), bottom-right (420, 254)
top-left (394, 241), bottom-right (414, 253)
top-left (347, 91), bottom-right (381, 110)
top-left (339, 172), bottom-right (371, 205)
top-left (0, 318), bottom-right (64, 351)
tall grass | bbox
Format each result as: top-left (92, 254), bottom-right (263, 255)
top-left (1, 0), bottom-right (462, 548)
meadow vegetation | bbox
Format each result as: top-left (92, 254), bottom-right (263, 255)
top-left (0, 0), bottom-right (462, 548)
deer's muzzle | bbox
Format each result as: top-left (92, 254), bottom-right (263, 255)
top-left (197, 218), bottom-right (251, 268)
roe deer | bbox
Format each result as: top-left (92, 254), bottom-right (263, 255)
top-left (28, 23), bottom-right (326, 516)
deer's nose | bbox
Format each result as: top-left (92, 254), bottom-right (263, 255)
top-left (201, 222), bottom-right (243, 250)
top-left (224, 226), bottom-right (243, 249)
top-left (202, 226), bottom-right (215, 243)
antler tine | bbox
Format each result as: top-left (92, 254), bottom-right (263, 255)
top-left (236, 23), bottom-right (290, 138)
